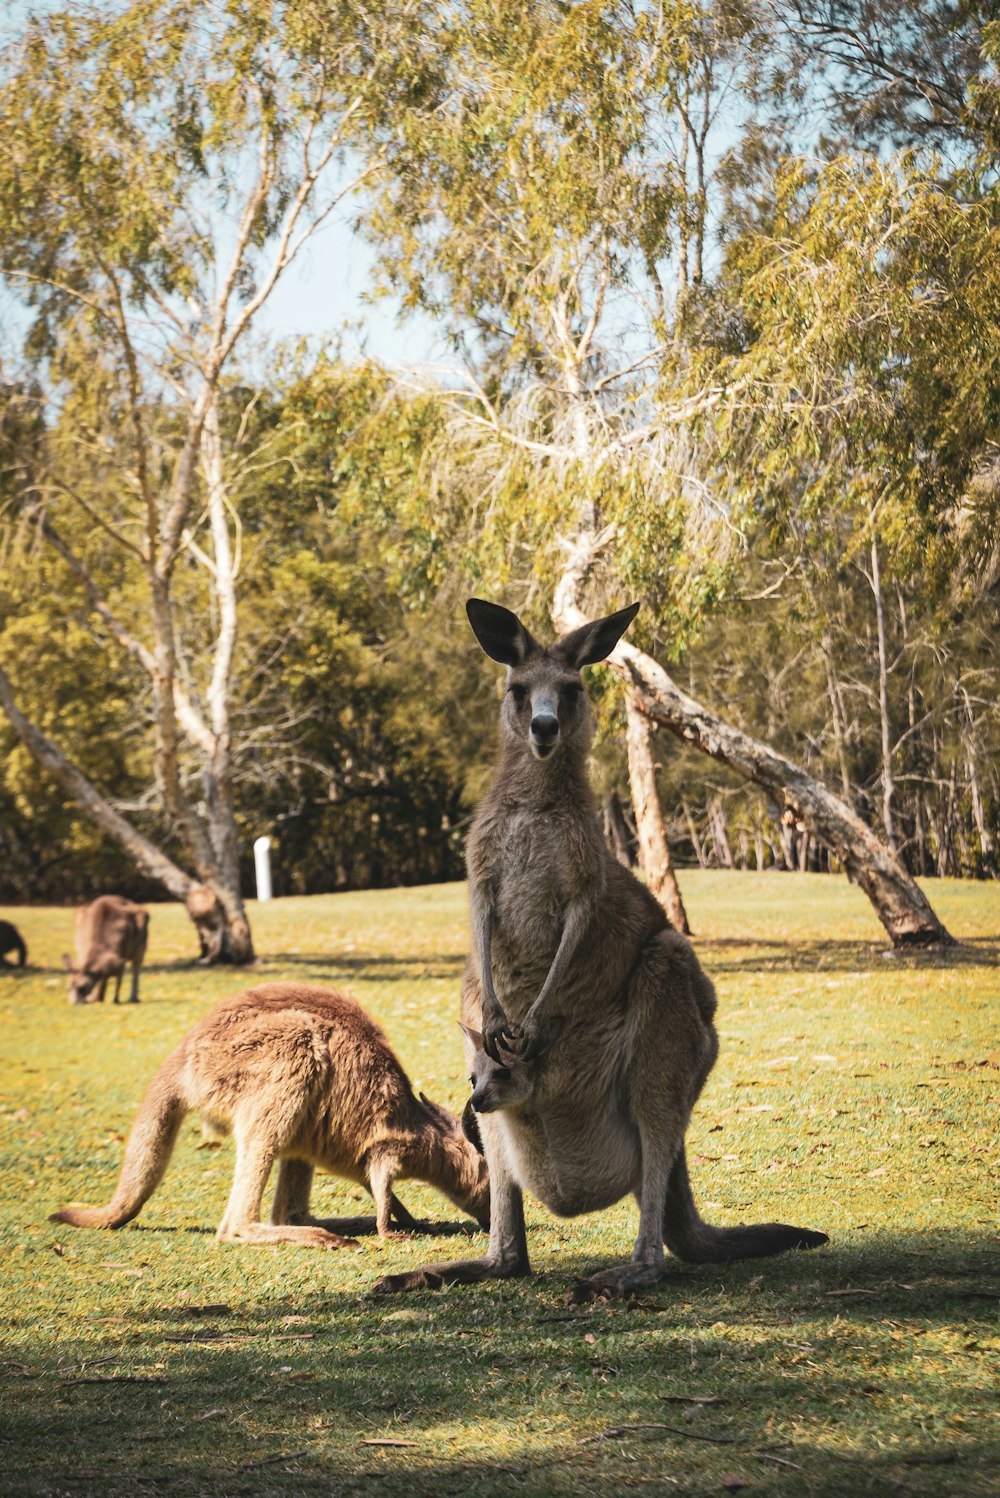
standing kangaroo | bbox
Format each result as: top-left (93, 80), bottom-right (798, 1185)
top-left (64, 895), bottom-right (149, 1005)
top-left (51, 982), bottom-right (490, 1246)
top-left (376, 599), bottom-right (827, 1299)
top-left (0, 919), bottom-right (27, 968)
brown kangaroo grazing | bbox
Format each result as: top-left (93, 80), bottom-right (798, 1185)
top-left (63, 895), bottom-right (149, 1005)
top-left (375, 599), bottom-right (827, 1300)
top-left (0, 918), bottom-right (27, 968)
top-left (51, 982), bottom-right (491, 1247)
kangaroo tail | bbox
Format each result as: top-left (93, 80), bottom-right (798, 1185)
top-left (663, 1146), bottom-right (828, 1263)
top-left (50, 1054), bottom-right (188, 1230)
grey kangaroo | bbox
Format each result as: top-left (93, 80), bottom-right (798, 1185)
top-left (64, 895), bottom-right (149, 1004)
top-left (51, 982), bottom-right (490, 1246)
top-left (376, 599), bottom-right (827, 1300)
top-left (0, 919), bottom-right (27, 968)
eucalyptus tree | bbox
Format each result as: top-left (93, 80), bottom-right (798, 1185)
top-left (362, 0), bottom-right (951, 943)
top-left (0, 0), bottom-right (430, 957)
top-left (686, 141), bottom-right (1000, 873)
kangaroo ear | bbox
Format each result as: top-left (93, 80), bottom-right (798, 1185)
top-left (459, 1023), bottom-right (485, 1052)
top-left (466, 599), bottom-right (537, 666)
top-left (554, 602), bottom-right (640, 669)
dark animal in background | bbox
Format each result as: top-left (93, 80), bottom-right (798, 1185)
top-left (51, 982), bottom-right (491, 1246)
top-left (376, 599), bottom-right (827, 1299)
top-left (63, 895), bottom-right (149, 1005)
top-left (0, 919), bottom-right (27, 968)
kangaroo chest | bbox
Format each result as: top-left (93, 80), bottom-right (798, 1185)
top-left (477, 804), bottom-right (602, 1009)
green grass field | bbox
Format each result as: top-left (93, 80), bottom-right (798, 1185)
top-left (1, 873), bottom-right (997, 1497)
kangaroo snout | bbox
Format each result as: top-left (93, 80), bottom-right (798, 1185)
top-left (529, 713), bottom-right (560, 757)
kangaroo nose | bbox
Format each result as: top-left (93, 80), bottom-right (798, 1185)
top-left (530, 714), bottom-right (559, 744)
top-left (471, 1088), bottom-right (495, 1114)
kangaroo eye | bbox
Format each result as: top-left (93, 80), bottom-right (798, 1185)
top-left (563, 681), bottom-right (583, 701)
top-left (469, 1075), bottom-right (476, 1087)
top-left (508, 683), bottom-right (527, 706)
top-left (495, 1067), bottom-right (510, 1081)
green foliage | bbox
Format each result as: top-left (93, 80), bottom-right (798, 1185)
top-left (0, 0), bottom-right (436, 357)
top-left (0, 355), bottom-right (500, 901)
top-left (368, 0), bottom-right (687, 359)
top-left (687, 151), bottom-right (1000, 593)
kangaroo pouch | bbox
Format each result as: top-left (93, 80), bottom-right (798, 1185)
top-left (494, 1099), bottom-right (641, 1217)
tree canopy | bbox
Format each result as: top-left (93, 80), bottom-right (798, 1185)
top-left (1, 0), bottom-right (996, 928)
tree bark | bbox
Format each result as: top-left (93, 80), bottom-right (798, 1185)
top-left (707, 796), bottom-right (735, 870)
top-left (624, 691), bottom-right (691, 933)
top-left (821, 635), bottom-right (854, 803)
top-left (553, 530), bottom-right (953, 947)
top-left (681, 798), bottom-right (708, 867)
top-left (602, 791), bottom-right (633, 868)
top-left (868, 537), bottom-right (897, 851)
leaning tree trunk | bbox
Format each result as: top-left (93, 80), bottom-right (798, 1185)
top-left (0, 662), bottom-right (251, 961)
top-left (624, 691), bottom-right (691, 933)
top-left (554, 531), bottom-right (953, 948)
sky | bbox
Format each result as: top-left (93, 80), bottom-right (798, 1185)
top-left (245, 212), bottom-right (443, 372)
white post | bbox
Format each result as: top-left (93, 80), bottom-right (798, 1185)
top-left (253, 836), bottom-right (272, 902)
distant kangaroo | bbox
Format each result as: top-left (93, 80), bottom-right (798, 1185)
top-left (64, 895), bottom-right (149, 1005)
top-left (186, 884), bottom-right (226, 964)
top-left (0, 918), bottom-right (27, 968)
top-left (51, 983), bottom-right (491, 1247)
top-left (376, 599), bottom-right (827, 1300)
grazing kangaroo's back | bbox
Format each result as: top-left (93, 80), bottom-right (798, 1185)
top-left (0, 919), bottom-right (27, 968)
top-left (376, 600), bottom-right (826, 1299)
top-left (65, 895), bottom-right (149, 1004)
top-left (52, 982), bottom-right (490, 1247)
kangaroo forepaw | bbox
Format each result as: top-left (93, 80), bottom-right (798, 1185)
top-left (509, 1013), bottom-right (564, 1062)
top-left (482, 1011), bottom-right (521, 1063)
top-left (569, 1263), bottom-right (667, 1304)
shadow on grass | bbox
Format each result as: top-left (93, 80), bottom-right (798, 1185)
top-left (121, 1217), bottom-right (485, 1241)
top-left (19, 940), bottom-right (997, 989)
top-left (3, 1229), bottom-right (997, 1497)
top-left (697, 934), bottom-right (1000, 975)
top-left (256, 952), bottom-right (467, 980)
top-left (133, 953), bottom-right (466, 983)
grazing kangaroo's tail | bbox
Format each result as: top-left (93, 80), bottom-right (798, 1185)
top-left (663, 1147), bottom-right (828, 1263)
top-left (50, 1055), bottom-right (188, 1230)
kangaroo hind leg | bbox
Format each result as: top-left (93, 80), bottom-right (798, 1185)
top-left (219, 1129), bottom-right (357, 1249)
top-left (571, 931), bottom-right (709, 1302)
top-left (374, 1110), bottom-right (529, 1291)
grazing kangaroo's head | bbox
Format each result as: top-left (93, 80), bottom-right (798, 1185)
top-left (62, 957), bottom-right (97, 1003)
top-left (466, 599), bottom-right (640, 763)
top-left (418, 1089), bottom-right (492, 1227)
